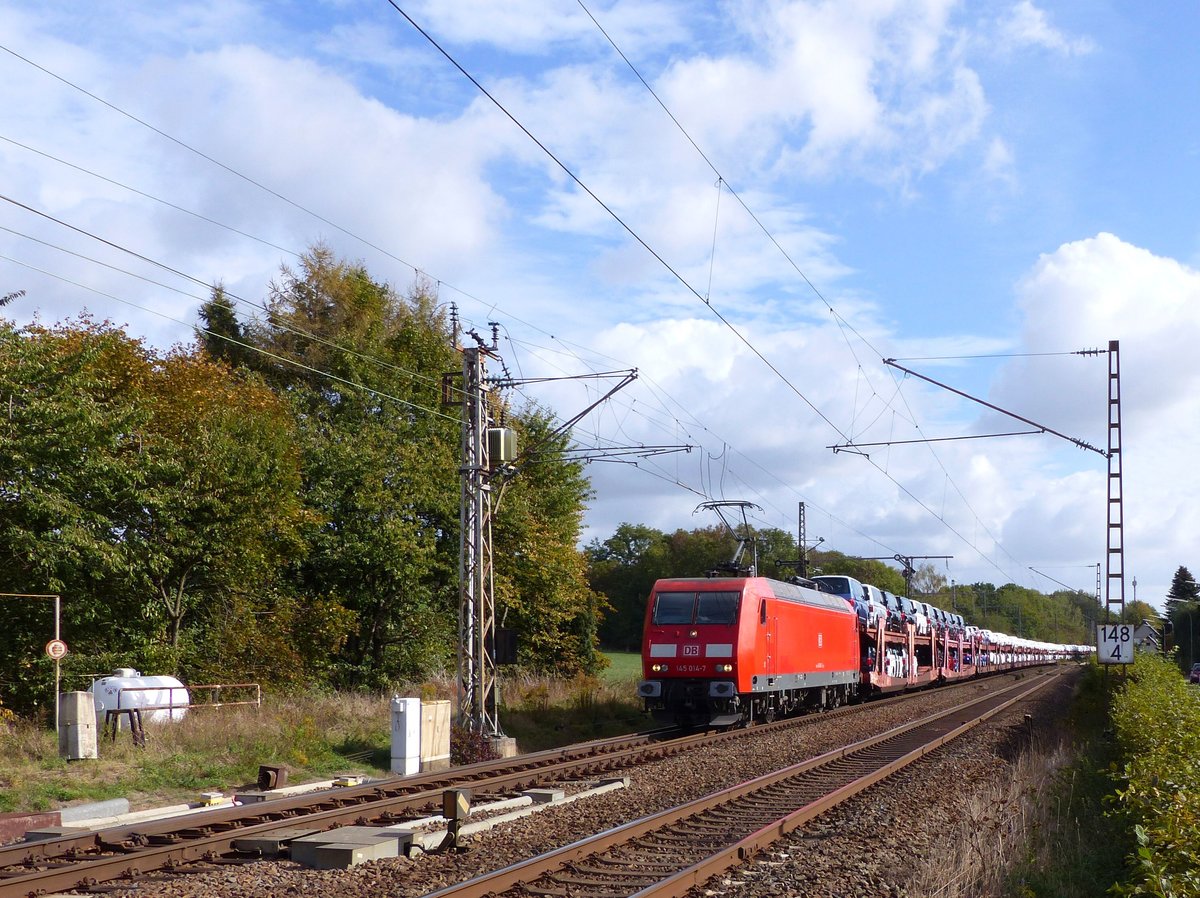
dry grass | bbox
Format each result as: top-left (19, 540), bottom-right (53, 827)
top-left (905, 730), bottom-right (1124, 898)
top-left (0, 672), bottom-right (645, 815)
top-left (905, 737), bottom-right (1074, 897)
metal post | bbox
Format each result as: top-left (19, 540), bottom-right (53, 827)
top-left (1105, 340), bottom-right (1125, 626)
top-left (797, 502), bottom-right (806, 577)
top-left (54, 594), bottom-right (60, 735)
top-left (457, 344), bottom-right (501, 738)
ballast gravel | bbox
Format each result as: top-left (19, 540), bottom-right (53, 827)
top-left (96, 671), bottom-right (1078, 898)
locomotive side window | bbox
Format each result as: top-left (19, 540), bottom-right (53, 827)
top-left (759, 599), bottom-right (767, 625)
top-left (652, 590), bottom-right (740, 625)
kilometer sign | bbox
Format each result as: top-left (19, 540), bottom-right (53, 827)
top-left (1096, 623), bottom-right (1133, 664)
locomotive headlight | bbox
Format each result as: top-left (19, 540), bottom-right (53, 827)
top-left (651, 663), bottom-right (670, 672)
top-left (689, 629), bottom-right (698, 638)
top-left (716, 663), bottom-right (734, 673)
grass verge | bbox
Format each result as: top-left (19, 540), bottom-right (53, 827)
top-left (0, 664), bottom-right (647, 816)
top-left (904, 664), bottom-right (1127, 898)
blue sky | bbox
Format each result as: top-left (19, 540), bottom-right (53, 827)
top-left (2, 0), bottom-right (1197, 614)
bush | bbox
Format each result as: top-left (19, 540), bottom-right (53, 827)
top-left (1110, 653), bottom-right (1200, 897)
top-left (450, 724), bottom-right (498, 766)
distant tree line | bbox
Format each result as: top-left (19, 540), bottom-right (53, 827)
top-left (0, 247), bottom-right (598, 715)
top-left (587, 522), bottom-right (1113, 652)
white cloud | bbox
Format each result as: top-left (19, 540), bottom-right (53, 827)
top-left (995, 1), bottom-right (1096, 57)
top-left (403, 0), bottom-right (689, 55)
top-left (2, 0), bottom-right (1188, 610)
top-left (985, 235), bottom-right (1200, 604)
top-left (981, 136), bottom-right (1016, 186)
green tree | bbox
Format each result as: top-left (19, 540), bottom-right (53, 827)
top-left (122, 351), bottom-right (310, 650)
top-left (196, 284), bottom-right (256, 369)
top-left (245, 248), bottom-right (461, 686)
top-left (1121, 600), bottom-right (1160, 627)
top-left (1165, 567), bottom-right (1200, 672)
top-left (494, 407), bottom-right (599, 674)
top-left (754, 527), bottom-right (799, 579)
top-left (238, 245), bottom-right (597, 686)
top-left (0, 319), bottom-right (153, 711)
top-left (588, 523), bottom-right (670, 652)
top-left (0, 319), bottom-right (326, 708)
top-left (1164, 566), bottom-right (1200, 618)
top-left (0, 318), bottom-right (150, 597)
top-left (666, 525), bottom-right (738, 576)
top-left (809, 551), bottom-right (906, 595)
top-left (910, 562), bottom-right (947, 596)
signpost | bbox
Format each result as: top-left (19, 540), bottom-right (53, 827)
top-left (1097, 623), bottom-right (1134, 664)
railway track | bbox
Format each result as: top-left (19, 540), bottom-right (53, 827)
top-left (421, 671), bottom-right (1061, 898)
top-left (0, 670), bottom-right (1051, 898)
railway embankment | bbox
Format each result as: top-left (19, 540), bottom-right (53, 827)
top-left (3, 662), bottom-right (1195, 897)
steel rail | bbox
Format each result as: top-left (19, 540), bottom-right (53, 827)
top-left (420, 671), bottom-right (1061, 898)
top-left (0, 674), bottom-right (940, 869)
top-left (0, 727), bottom-right (675, 867)
top-left (0, 668), bottom-right (1049, 897)
top-left (0, 710), bottom-right (841, 896)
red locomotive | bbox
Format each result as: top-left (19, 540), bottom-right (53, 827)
top-left (636, 576), bottom-right (860, 726)
top-left (638, 572), bottom-right (1085, 727)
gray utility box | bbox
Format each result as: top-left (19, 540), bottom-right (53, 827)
top-left (59, 691), bottom-right (98, 760)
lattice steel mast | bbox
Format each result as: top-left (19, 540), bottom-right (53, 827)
top-left (457, 327), bottom-right (501, 738)
top-left (1105, 339), bottom-right (1125, 622)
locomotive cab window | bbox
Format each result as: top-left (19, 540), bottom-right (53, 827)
top-left (697, 591), bottom-right (738, 624)
top-left (652, 590), bottom-right (740, 625)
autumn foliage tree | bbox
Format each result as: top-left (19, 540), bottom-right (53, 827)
top-left (1, 245), bottom-right (604, 713)
top-left (0, 318), bottom-right (342, 711)
top-left (199, 246), bottom-right (601, 685)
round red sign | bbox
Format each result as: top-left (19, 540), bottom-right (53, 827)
top-left (45, 639), bottom-right (68, 660)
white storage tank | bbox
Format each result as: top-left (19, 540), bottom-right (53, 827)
top-left (90, 668), bottom-right (190, 726)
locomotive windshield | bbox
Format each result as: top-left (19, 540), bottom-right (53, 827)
top-left (652, 590), bottom-right (740, 625)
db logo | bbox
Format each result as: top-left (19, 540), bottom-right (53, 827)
top-left (682, 644), bottom-right (700, 656)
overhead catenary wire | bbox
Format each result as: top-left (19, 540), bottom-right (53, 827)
top-left (571, 0), bottom-right (1038, 586)
top-left (379, 2), bottom-right (975, 577)
top-left (0, 36), bottom-right (883, 556)
top-left (2, 26), bottom-right (1062, 586)
top-left (0, 166), bottom-right (741, 531)
top-left (0, 253), bottom-right (463, 426)
top-left (382, 1), bottom-right (851, 444)
top-left (0, 37), bottom-right (846, 561)
top-left (0, 43), bottom-right (437, 286)
top-left (0, 163), bottom-right (754, 527)
top-left (0, 133), bottom-right (299, 258)
top-left (0, 46), bottom-right (738, 498)
top-left (0, 195), bottom-right (469, 403)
